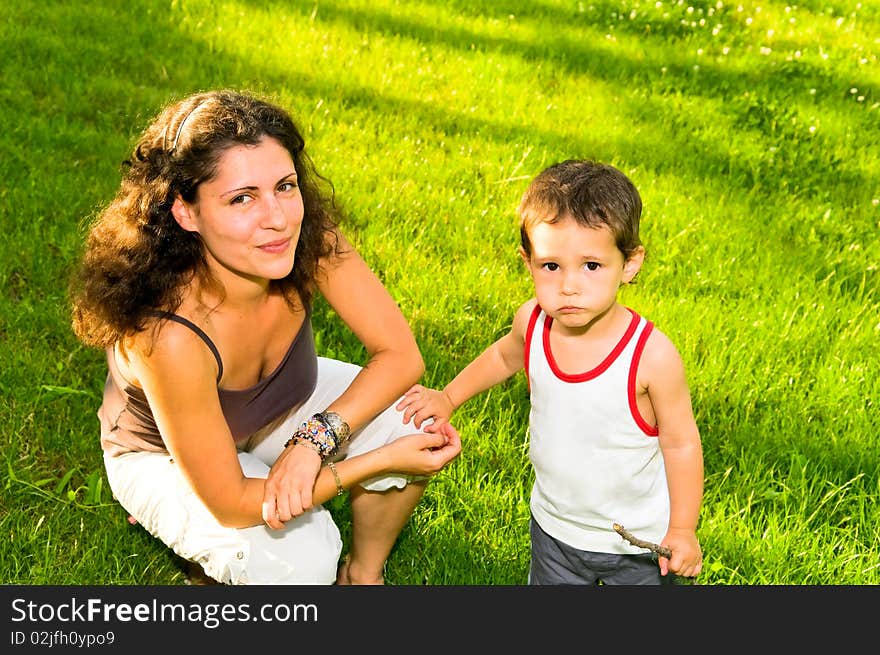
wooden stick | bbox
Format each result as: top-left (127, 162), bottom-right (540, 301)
top-left (613, 523), bottom-right (672, 559)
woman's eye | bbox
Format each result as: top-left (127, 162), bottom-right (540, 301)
top-left (278, 181), bottom-right (298, 193)
top-left (585, 262), bottom-right (600, 271)
top-left (231, 194), bottom-right (252, 205)
top-left (542, 263), bottom-right (559, 272)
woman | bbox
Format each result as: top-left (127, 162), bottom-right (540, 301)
top-left (70, 89), bottom-right (460, 585)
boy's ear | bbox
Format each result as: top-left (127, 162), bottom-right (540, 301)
top-left (518, 246), bottom-right (530, 266)
top-left (622, 246), bottom-right (645, 283)
top-left (171, 196), bottom-right (199, 233)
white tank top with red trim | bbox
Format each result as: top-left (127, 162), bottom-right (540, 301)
top-left (525, 304), bottom-right (670, 554)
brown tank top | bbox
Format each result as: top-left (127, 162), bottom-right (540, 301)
top-left (99, 309), bottom-right (318, 455)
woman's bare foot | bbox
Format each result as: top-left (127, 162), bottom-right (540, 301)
top-left (335, 557), bottom-right (384, 585)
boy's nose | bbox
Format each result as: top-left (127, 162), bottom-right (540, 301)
top-left (561, 272), bottom-right (579, 294)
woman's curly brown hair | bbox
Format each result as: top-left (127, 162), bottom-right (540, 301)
top-left (70, 89), bottom-right (343, 349)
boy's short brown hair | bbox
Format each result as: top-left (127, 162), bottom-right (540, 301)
top-left (518, 160), bottom-right (643, 259)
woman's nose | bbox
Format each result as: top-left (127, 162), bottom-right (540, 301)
top-left (262, 196), bottom-right (287, 229)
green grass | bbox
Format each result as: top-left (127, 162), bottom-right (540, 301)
top-left (1, 0), bottom-right (877, 585)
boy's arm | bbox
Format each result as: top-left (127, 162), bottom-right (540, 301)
top-left (641, 329), bottom-right (704, 578)
top-left (398, 299), bottom-right (535, 429)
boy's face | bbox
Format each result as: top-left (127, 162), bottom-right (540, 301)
top-left (520, 216), bottom-right (643, 331)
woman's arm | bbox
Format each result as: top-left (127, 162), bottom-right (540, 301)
top-left (315, 229), bottom-right (424, 430)
top-left (126, 320), bottom-right (460, 530)
top-left (261, 229), bottom-right (429, 516)
top-left (263, 423), bottom-right (461, 527)
top-left (126, 320), bottom-right (263, 527)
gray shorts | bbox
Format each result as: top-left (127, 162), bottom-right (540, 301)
top-left (529, 516), bottom-right (676, 585)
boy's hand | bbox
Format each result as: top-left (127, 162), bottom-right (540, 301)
top-left (659, 528), bottom-right (702, 578)
top-left (396, 384), bottom-right (455, 431)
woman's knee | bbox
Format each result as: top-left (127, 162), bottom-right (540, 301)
top-left (235, 509), bottom-right (343, 585)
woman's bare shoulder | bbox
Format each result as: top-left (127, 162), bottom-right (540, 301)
top-left (118, 313), bottom-right (218, 388)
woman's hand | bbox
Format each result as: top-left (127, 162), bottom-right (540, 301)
top-left (382, 422), bottom-right (462, 476)
top-left (396, 384), bottom-right (455, 431)
top-left (262, 443), bottom-right (322, 529)
top-left (260, 424), bottom-right (461, 530)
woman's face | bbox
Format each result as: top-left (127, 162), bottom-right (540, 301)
top-left (173, 137), bottom-right (304, 287)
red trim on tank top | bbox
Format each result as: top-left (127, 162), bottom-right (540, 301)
top-left (628, 320), bottom-right (660, 437)
top-left (523, 303), bottom-right (542, 392)
top-left (543, 308), bottom-right (640, 382)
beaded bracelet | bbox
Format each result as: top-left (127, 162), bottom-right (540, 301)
top-left (284, 414), bottom-right (339, 459)
top-left (284, 432), bottom-right (320, 456)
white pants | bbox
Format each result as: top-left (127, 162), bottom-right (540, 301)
top-left (103, 357), bottom-right (425, 585)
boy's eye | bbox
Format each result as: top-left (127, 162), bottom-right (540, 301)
top-left (585, 262), bottom-right (600, 271)
top-left (541, 263), bottom-right (559, 272)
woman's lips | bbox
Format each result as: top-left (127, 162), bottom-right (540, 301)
top-left (258, 238), bottom-right (290, 254)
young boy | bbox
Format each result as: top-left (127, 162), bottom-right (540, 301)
top-left (397, 160), bottom-right (703, 584)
